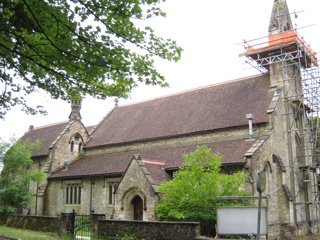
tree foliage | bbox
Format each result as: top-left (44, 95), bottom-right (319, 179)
top-left (0, 0), bottom-right (182, 118)
top-left (0, 138), bottom-right (45, 214)
top-left (155, 145), bottom-right (249, 236)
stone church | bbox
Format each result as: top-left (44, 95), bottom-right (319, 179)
top-left (21, 0), bottom-right (319, 238)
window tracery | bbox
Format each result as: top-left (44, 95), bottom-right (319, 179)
top-left (69, 133), bottom-right (84, 155)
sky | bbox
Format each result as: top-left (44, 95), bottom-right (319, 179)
top-left (1, 0), bottom-right (320, 141)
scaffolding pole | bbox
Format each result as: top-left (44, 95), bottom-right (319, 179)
top-left (242, 28), bottom-right (320, 234)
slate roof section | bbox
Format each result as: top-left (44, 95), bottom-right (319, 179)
top-left (85, 74), bottom-right (273, 148)
top-left (49, 138), bottom-right (255, 179)
top-left (85, 125), bottom-right (97, 135)
top-left (141, 159), bottom-right (172, 185)
top-left (21, 121), bottom-right (70, 157)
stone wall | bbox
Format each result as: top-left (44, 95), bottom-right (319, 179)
top-left (0, 214), bottom-right (200, 240)
top-left (51, 121), bottom-right (89, 172)
top-left (27, 156), bottom-right (47, 215)
top-left (44, 177), bottom-right (118, 217)
top-left (0, 215), bottom-right (60, 233)
top-left (243, 83), bottom-right (320, 238)
top-left (98, 219), bottom-right (200, 240)
top-left (44, 124), bottom-right (261, 218)
top-left (246, 97), bottom-right (294, 239)
top-left (27, 120), bottom-right (89, 216)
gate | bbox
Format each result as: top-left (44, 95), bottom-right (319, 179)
top-left (74, 214), bottom-right (91, 239)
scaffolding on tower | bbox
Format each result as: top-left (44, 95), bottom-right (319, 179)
top-left (241, 27), bottom-right (320, 234)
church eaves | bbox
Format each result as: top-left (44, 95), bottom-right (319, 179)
top-left (49, 137), bottom-right (255, 179)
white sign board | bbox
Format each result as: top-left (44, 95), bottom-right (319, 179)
top-left (217, 207), bottom-right (267, 235)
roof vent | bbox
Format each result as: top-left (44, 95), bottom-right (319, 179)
top-left (62, 160), bottom-right (70, 171)
top-left (246, 113), bottom-right (254, 140)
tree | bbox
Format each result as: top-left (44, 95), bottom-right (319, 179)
top-left (0, 138), bottom-right (45, 214)
top-left (155, 145), bottom-right (249, 236)
top-left (0, 0), bottom-right (182, 118)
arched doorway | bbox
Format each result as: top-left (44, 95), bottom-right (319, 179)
top-left (120, 188), bottom-right (146, 220)
top-left (131, 195), bottom-right (143, 220)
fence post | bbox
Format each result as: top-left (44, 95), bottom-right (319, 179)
top-left (60, 210), bottom-right (76, 237)
top-left (91, 213), bottom-right (106, 237)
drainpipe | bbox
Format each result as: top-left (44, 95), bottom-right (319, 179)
top-left (35, 182), bottom-right (38, 215)
top-left (89, 178), bottom-right (94, 214)
top-left (35, 159), bottom-right (41, 215)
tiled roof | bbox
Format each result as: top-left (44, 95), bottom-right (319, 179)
top-left (48, 138), bottom-right (255, 179)
top-left (85, 125), bottom-right (97, 135)
top-left (142, 160), bottom-right (172, 185)
top-left (85, 74), bottom-right (273, 148)
top-left (21, 121), bottom-right (70, 157)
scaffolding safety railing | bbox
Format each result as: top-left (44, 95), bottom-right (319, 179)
top-left (241, 30), bottom-right (318, 71)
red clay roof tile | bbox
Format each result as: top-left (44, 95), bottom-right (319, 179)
top-left (49, 138), bottom-right (255, 179)
top-left (141, 160), bottom-right (172, 185)
top-left (21, 121), bottom-right (70, 157)
top-left (85, 74), bottom-right (272, 148)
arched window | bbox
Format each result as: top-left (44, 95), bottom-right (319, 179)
top-left (78, 142), bottom-right (82, 154)
top-left (70, 133), bottom-right (84, 155)
top-left (107, 182), bottom-right (118, 204)
top-left (264, 161), bottom-right (273, 196)
top-left (70, 141), bottom-right (74, 152)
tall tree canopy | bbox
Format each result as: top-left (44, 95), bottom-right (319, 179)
top-left (155, 146), bottom-right (249, 236)
top-left (0, 0), bottom-right (182, 118)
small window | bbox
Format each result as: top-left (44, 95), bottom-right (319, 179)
top-left (78, 142), bottom-right (82, 153)
top-left (107, 182), bottom-right (118, 204)
top-left (70, 133), bottom-right (83, 155)
top-left (65, 183), bottom-right (82, 205)
top-left (70, 141), bottom-right (74, 152)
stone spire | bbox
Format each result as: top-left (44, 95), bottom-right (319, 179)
top-left (69, 99), bottom-right (82, 121)
top-left (268, 0), bottom-right (293, 35)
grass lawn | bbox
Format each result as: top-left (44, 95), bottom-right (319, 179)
top-left (0, 226), bottom-right (71, 240)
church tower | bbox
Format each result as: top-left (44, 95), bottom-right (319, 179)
top-left (268, 0), bottom-right (293, 35)
top-left (244, 0), bottom-right (317, 88)
top-left (267, 0), bottom-right (302, 90)
top-left (243, 0), bottom-right (320, 236)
